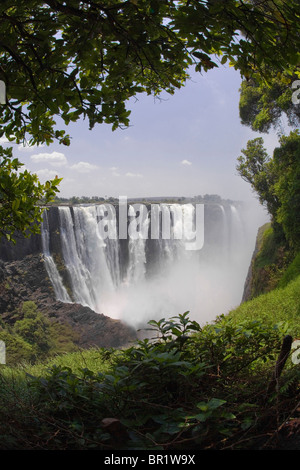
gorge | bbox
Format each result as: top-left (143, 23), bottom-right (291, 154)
top-left (41, 199), bottom-right (263, 326)
top-left (0, 198), bottom-right (267, 349)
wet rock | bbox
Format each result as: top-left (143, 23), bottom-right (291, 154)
top-left (0, 253), bottom-right (136, 349)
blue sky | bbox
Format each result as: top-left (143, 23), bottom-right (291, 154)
top-left (10, 64), bottom-right (280, 203)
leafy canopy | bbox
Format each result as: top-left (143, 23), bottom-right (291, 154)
top-left (237, 0), bottom-right (300, 133)
top-left (239, 70), bottom-right (300, 133)
top-left (1, 0), bottom-right (300, 145)
top-left (0, 145), bottom-right (61, 241)
top-left (1, 0), bottom-right (300, 240)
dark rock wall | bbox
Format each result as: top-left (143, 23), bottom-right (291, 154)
top-left (0, 205), bottom-right (137, 349)
top-left (241, 223), bottom-right (270, 303)
top-left (0, 253), bottom-right (137, 348)
top-left (0, 232), bottom-right (42, 261)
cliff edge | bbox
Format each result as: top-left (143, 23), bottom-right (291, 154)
top-left (0, 252), bottom-right (137, 352)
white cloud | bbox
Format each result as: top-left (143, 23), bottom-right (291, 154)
top-left (31, 151), bottom-right (67, 167)
top-left (181, 159), bottom-right (192, 166)
top-left (125, 172), bottom-right (143, 178)
top-left (70, 161), bottom-right (99, 173)
top-left (35, 169), bottom-right (59, 181)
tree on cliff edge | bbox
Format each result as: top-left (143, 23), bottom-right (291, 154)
top-left (1, 0), bottom-right (300, 240)
top-left (237, 131), bottom-right (300, 250)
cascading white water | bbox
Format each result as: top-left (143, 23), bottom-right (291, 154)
top-left (97, 204), bottom-right (121, 287)
top-left (43, 201), bottom-right (260, 329)
top-left (126, 204), bottom-right (149, 284)
top-left (58, 205), bottom-right (117, 312)
top-left (41, 211), bottom-right (71, 303)
top-left (156, 203), bottom-right (196, 264)
top-left (156, 204), bottom-right (176, 266)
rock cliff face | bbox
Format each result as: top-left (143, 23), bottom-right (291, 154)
top-left (0, 247), bottom-right (137, 350)
top-left (0, 206), bottom-right (60, 261)
top-left (241, 225), bottom-right (264, 303)
top-left (241, 222), bottom-right (283, 303)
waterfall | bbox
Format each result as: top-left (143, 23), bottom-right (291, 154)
top-left (126, 204), bottom-right (149, 284)
top-left (97, 204), bottom-right (121, 287)
top-left (154, 203), bottom-right (197, 265)
top-left (156, 204), bottom-right (176, 266)
top-left (58, 205), bottom-right (116, 312)
top-left (41, 211), bottom-right (71, 303)
top-left (42, 201), bottom-right (256, 328)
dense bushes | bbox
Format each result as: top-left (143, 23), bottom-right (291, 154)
top-left (249, 224), bottom-right (293, 299)
top-left (0, 312), bottom-right (298, 450)
top-left (0, 301), bottom-right (78, 364)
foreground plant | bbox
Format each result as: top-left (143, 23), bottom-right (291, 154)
top-left (0, 312), bottom-right (292, 450)
top-left (0, 146), bottom-right (61, 242)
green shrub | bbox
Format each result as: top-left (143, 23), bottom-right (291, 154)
top-left (14, 302), bottom-right (53, 356)
top-left (0, 301), bottom-right (78, 365)
top-left (24, 312), bottom-right (292, 450)
top-left (278, 252), bottom-right (300, 288)
top-left (250, 225), bottom-right (292, 298)
top-left (0, 329), bottom-right (34, 364)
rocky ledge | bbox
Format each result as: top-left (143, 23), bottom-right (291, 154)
top-left (0, 253), bottom-right (137, 349)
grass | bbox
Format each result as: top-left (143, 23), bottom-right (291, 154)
top-left (0, 306), bottom-right (297, 450)
top-left (0, 346), bottom-right (118, 384)
top-left (228, 275), bottom-right (300, 337)
top-left (278, 251), bottom-right (300, 288)
top-left (228, 273), bottom-right (300, 337)
top-left (0, 233), bottom-right (299, 450)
